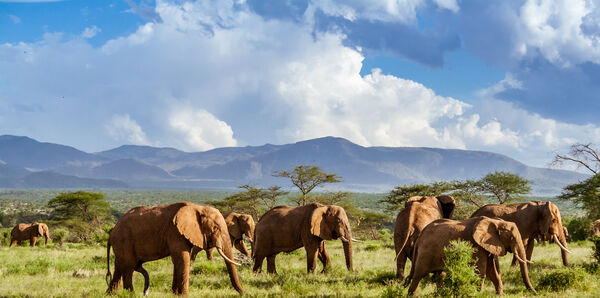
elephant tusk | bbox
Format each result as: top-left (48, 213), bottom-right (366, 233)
top-left (217, 248), bottom-right (242, 266)
top-left (514, 253), bottom-right (533, 264)
top-left (554, 234), bottom-right (572, 253)
top-left (351, 238), bottom-right (363, 242)
top-left (340, 236), bottom-right (349, 242)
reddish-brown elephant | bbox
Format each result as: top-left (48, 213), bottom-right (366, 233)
top-left (106, 202), bottom-right (244, 296)
top-left (406, 217), bottom-right (536, 296)
top-left (591, 219), bottom-right (600, 238)
top-left (192, 212), bottom-right (255, 261)
top-left (10, 222), bottom-right (50, 247)
top-left (252, 203), bottom-right (355, 274)
top-left (471, 201), bottom-right (571, 267)
top-left (393, 195), bottom-right (455, 279)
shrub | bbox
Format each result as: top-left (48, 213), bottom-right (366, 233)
top-left (365, 243), bottom-right (382, 251)
top-left (381, 280), bottom-right (408, 298)
top-left (437, 240), bottom-right (480, 298)
top-left (52, 229), bottom-right (67, 247)
top-left (564, 217), bottom-right (592, 241)
top-left (538, 267), bottom-right (590, 291)
top-left (592, 236), bottom-right (600, 264)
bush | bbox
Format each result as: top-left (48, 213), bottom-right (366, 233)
top-left (564, 217), bottom-right (592, 241)
top-left (437, 240), bottom-right (480, 298)
top-left (592, 236), bottom-right (600, 264)
top-left (381, 280), bottom-right (408, 298)
top-left (538, 267), bottom-right (591, 291)
top-left (364, 243), bottom-right (382, 251)
top-left (52, 229), bottom-right (67, 247)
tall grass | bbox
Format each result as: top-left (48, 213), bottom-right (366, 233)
top-left (0, 240), bottom-right (598, 297)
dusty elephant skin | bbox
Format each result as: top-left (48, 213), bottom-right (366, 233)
top-left (252, 203), bottom-right (354, 274)
top-left (406, 216), bottom-right (536, 296)
top-left (591, 219), bottom-right (600, 238)
top-left (471, 201), bottom-right (570, 267)
top-left (10, 222), bottom-right (50, 247)
top-left (193, 212), bottom-right (255, 261)
top-left (393, 195), bottom-right (455, 279)
top-left (105, 202), bottom-right (244, 296)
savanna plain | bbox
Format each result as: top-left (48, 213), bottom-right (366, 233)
top-left (0, 190), bottom-right (599, 297)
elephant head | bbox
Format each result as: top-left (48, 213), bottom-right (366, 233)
top-left (34, 223), bottom-right (50, 245)
top-left (228, 213), bottom-right (255, 243)
top-left (310, 205), bottom-right (353, 272)
top-left (473, 217), bottom-right (535, 293)
top-left (538, 202), bottom-right (570, 266)
top-left (173, 205), bottom-right (244, 293)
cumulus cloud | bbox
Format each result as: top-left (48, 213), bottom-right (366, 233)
top-left (1, 0), bottom-right (599, 168)
top-left (169, 108), bottom-right (237, 151)
top-left (106, 114), bottom-right (149, 145)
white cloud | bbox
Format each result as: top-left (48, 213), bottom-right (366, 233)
top-left (105, 114), bottom-right (149, 145)
top-left (168, 108), bottom-right (237, 151)
top-left (81, 25), bottom-right (100, 39)
top-left (1, 0), bottom-right (599, 168)
top-left (8, 14), bottom-right (21, 24)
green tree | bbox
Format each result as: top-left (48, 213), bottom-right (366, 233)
top-left (47, 191), bottom-right (112, 242)
top-left (477, 171), bottom-right (531, 204)
top-left (207, 185), bottom-right (288, 220)
top-left (558, 174), bottom-right (600, 219)
top-left (382, 182), bottom-right (452, 212)
top-left (553, 143), bottom-right (600, 219)
top-left (274, 165), bottom-right (341, 206)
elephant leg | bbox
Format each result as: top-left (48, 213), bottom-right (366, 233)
top-left (122, 269), bottom-right (135, 292)
top-left (396, 250), bottom-right (408, 280)
top-left (135, 264), bottom-right (150, 296)
top-left (318, 242), bottom-right (330, 273)
top-left (253, 255), bottom-right (265, 273)
top-left (171, 247), bottom-right (191, 295)
top-left (206, 247), bottom-right (214, 261)
top-left (525, 237), bottom-right (535, 261)
top-left (486, 256), bottom-right (503, 295)
top-left (30, 236), bottom-right (37, 247)
top-left (475, 251), bottom-right (488, 292)
top-left (109, 261), bottom-right (125, 293)
top-left (9, 240), bottom-right (17, 247)
top-left (267, 255), bottom-right (277, 274)
top-left (407, 267), bottom-right (427, 296)
top-left (305, 244), bottom-right (319, 274)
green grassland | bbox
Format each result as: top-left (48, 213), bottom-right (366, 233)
top-left (0, 239), bottom-right (598, 297)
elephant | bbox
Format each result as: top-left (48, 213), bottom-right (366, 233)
top-left (191, 212), bottom-right (255, 261)
top-left (10, 222), bottom-right (50, 247)
top-left (591, 219), bottom-right (600, 238)
top-left (406, 216), bottom-right (536, 296)
top-left (252, 203), bottom-right (355, 274)
top-left (393, 195), bottom-right (455, 279)
top-left (471, 201), bottom-right (571, 267)
top-left (105, 202), bottom-right (244, 296)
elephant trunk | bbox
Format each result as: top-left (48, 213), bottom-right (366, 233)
top-left (221, 243), bottom-right (245, 294)
top-left (44, 232), bottom-right (49, 245)
top-left (514, 243), bottom-right (536, 294)
top-left (341, 228), bottom-right (353, 272)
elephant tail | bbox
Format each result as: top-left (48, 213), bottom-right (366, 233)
top-left (105, 240), bottom-right (112, 287)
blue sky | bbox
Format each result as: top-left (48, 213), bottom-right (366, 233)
top-left (1, 0), bottom-right (599, 169)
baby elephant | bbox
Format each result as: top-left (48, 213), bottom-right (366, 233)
top-left (407, 216), bottom-right (536, 296)
top-left (10, 222), bottom-right (50, 247)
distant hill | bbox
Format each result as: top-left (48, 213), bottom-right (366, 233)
top-left (0, 135), bottom-right (588, 194)
top-left (0, 171), bottom-right (128, 189)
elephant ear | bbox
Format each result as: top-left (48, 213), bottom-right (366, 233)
top-left (310, 206), bottom-right (333, 240)
top-left (173, 205), bottom-right (205, 249)
top-left (228, 215), bottom-right (243, 240)
top-left (473, 217), bottom-right (507, 256)
top-left (538, 202), bottom-right (553, 235)
top-left (37, 224), bottom-right (44, 236)
top-left (436, 195), bottom-right (455, 219)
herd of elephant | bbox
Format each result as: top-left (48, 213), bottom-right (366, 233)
top-left (7, 199), bottom-right (600, 296)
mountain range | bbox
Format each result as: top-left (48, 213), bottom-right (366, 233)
top-left (0, 135), bottom-right (588, 195)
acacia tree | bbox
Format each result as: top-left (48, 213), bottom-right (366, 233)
top-left (382, 182), bottom-right (452, 212)
top-left (478, 171), bottom-right (531, 204)
top-left (274, 165), bottom-right (341, 206)
top-left (553, 143), bottom-right (600, 219)
top-left (207, 185), bottom-right (288, 220)
top-left (47, 191), bottom-right (112, 241)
